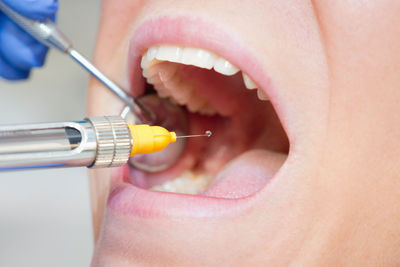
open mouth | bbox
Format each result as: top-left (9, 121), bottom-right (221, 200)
top-left (108, 16), bottom-right (293, 216)
top-left (125, 43), bottom-right (289, 199)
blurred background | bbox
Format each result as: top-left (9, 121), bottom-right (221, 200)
top-left (0, 0), bottom-right (100, 266)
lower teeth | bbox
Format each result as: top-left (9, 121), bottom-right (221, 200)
top-left (150, 171), bottom-right (213, 195)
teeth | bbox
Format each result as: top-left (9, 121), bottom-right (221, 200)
top-left (257, 89), bottom-right (269, 101)
top-left (214, 58), bottom-right (239, 76)
top-left (140, 45), bottom-right (269, 115)
top-left (142, 45), bottom-right (238, 75)
top-left (242, 73), bottom-right (257, 90)
top-left (243, 72), bottom-right (266, 100)
top-left (181, 47), bottom-right (216, 69)
top-left (150, 171), bottom-right (213, 195)
top-left (140, 46), bottom-right (159, 69)
top-left (155, 45), bottom-right (183, 62)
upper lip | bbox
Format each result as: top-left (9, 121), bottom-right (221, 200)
top-left (108, 15), bottom-right (295, 218)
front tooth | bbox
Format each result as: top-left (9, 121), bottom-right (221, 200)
top-left (214, 58), bottom-right (239, 76)
top-left (257, 89), bottom-right (269, 101)
top-left (155, 45), bottom-right (182, 63)
top-left (242, 73), bottom-right (257, 89)
top-left (181, 47), bottom-right (216, 70)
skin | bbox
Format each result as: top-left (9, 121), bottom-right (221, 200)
top-left (87, 0), bottom-right (400, 266)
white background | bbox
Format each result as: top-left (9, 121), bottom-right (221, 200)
top-left (0, 0), bottom-right (100, 266)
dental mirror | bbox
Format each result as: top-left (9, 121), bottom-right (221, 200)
top-left (121, 94), bottom-right (188, 172)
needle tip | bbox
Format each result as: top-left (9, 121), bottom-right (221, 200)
top-left (175, 130), bottom-right (212, 139)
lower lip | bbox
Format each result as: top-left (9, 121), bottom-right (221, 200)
top-left (109, 148), bottom-right (296, 218)
top-left (109, 166), bottom-right (251, 218)
top-left (108, 16), bottom-right (291, 218)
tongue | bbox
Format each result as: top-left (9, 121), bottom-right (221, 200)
top-left (202, 149), bottom-right (286, 199)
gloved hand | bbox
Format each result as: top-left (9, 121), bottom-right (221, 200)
top-left (0, 0), bottom-right (58, 80)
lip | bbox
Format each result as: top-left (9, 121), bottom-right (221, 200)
top-left (108, 15), bottom-right (296, 218)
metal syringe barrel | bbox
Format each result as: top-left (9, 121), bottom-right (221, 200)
top-left (0, 116), bottom-right (131, 171)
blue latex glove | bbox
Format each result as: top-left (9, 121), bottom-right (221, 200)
top-left (0, 0), bottom-right (58, 80)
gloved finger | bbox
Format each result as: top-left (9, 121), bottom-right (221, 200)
top-left (0, 54), bottom-right (30, 80)
top-left (0, 14), bottom-right (48, 69)
top-left (2, 0), bottom-right (58, 21)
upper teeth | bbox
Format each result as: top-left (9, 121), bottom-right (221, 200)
top-left (213, 57), bottom-right (239, 76)
top-left (181, 47), bottom-right (216, 70)
top-left (242, 73), bottom-right (257, 89)
top-left (141, 45), bottom-right (268, 102)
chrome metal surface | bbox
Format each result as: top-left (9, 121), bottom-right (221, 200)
top-left (86, 116), bottom-right (131, 168)
top-left (0, 121), bottom-right (97, 170)
top-left (0, 116), bottom-right (132, 171)
top-left (0, 127), bottom-right (74, 154)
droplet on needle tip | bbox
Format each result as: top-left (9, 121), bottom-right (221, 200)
top-left (176, 130), bottom-right (212, 139)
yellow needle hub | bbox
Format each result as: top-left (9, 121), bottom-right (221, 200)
top-left (128, 124), bottom-right (177, 156)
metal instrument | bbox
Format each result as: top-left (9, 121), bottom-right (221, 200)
top-left (0, 1), bottom-right (153, 124)
top-left (0, 116), bottom-right (209, 172)
top-left (0, 116), bottom-right (130, 171)
top-left (0, 2), bottom-right (190, 172)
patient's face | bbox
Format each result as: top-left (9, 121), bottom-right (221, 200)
top-left (88, 1), bottom-right (400, 265)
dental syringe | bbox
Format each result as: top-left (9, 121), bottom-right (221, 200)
top-left (0, 116), bottom-right (210, 171)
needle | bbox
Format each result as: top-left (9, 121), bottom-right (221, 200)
top-left (176, 130), bottom-right (212, 139)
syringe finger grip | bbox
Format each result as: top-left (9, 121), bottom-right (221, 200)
top-left (86, 116), bottom-right (131, 168)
